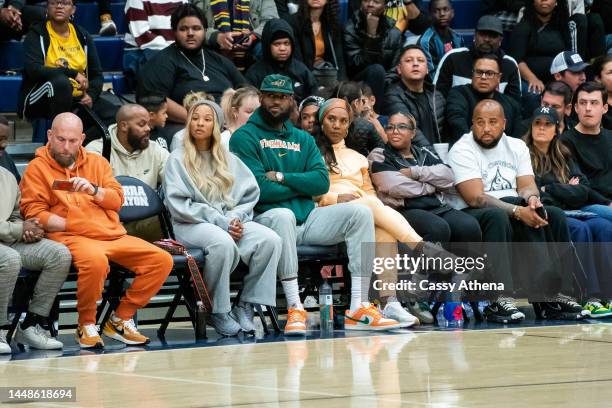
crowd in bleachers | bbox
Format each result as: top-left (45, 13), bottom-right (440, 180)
top-left (1, 0), bottom-right (612, 353)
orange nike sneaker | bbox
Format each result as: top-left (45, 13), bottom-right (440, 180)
top-left (344, 304), bottom-right (401, 331)
top-left (284, 308), bottom-right (307, 336)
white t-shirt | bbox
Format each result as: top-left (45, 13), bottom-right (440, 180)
top-left (448, 132), bottom-right (534, 200)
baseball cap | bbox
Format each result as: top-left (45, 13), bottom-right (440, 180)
top-left (532, 106), bottom-right (559, 126)
top-left (476, 15), bottom-right (503, 36)
top-left (260, 74), bottom-right (294, 95)
top-left (550, 51), bottom-right (589, 74)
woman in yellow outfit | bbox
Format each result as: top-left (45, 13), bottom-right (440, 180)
top-left (314, 98), bottom-right (427, 327)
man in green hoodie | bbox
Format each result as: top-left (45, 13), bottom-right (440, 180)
top-left (230, 74), bottom-right (401, 336)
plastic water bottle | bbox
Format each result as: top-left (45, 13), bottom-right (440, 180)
top-left (319, 280), bottom-right (334, 334)
top-left (444, 302), bottom-right (464, 327)
top-left (436, 303), bottom-right (446, 327)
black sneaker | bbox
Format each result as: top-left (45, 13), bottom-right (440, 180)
top-left (539, 294), bottom-right (587, 320)
top-left (484, 297), bottom-right (525, 324)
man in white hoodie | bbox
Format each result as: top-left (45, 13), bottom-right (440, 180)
top-left (86, 104), bottom-right (170, 240)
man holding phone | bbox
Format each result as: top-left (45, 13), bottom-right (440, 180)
top-left (0, 166), bottom-right (71, 354)
top-left (20, 112), bottom-right (173, 349)
top-left (448, 99), bottom-right (585, 322)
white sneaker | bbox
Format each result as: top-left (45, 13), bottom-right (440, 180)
top-left (383, 302), bottom-right (420, 328)
top-left (14, 324), bottom-right (63, 350)
top-left (99, 19), bottom-right (117, 36)
top-left (0, 330), bottom-right (12, 354)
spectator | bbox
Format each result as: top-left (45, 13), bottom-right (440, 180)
top-left (86, 104), bottom-right (170, 240)
top-left (509, 0), bottom-right (583, 115)
top-left (314, 98), bottom-right (423, 327)
top-left (334, 81), bottom-right (386, 156)
top-left (170, 91), bottom-right (216, 152)
top-left (561, 81), bottom-right (612, 216)
top-left (361, 83), bottom-right (388, 129)
top-left (138, 4), bottom-right (246, 128)
top-left (433, 15), bottom-right (521, 101)
top-left (448, 99), bottom-right (585, 321)
top-left (515, 80), bottom-right (576, 137)
top-left (0, 116), bottom-right (19, 182)
top-left (20, 113), bottom-right (173, 349)
top-left (1, 166), bottom-right (71, 353)
top-left (343, 0), bottom-right (402, 110)
top-left (0, 0), bottom-right (45, 41)
top-left (385, 0), bottom-right (431, 35)
top-left (446, 55), bottom-right (523, 144)
top-left (245, 18), bottom-right (317, 103)
top-left (550, 51), bottom-right (588, 92)
top-left (368, 110), bottom-right (482, 322)
top-left (230, 74), bottom-right (401, 334)
top-left (18, 0), bottom-right (103, 135)
top-left (164, 99), bottom-right (281, 336)
top-left (297, 95), bottom-right (325, 135)
top-left (291, 0), bottom-right (347, 87)
top-left (592, 55), bottom-right (612, 130)
top-left (523, 106), bottom-right (612, 310)
top-left (385, 45), bottom-right (445, 144)
top-left (369, 111), bottom-right (482, 248)
top-left (123, 0), bottom-right (187, 87)
top-left (417, 0), bottom-right (464, 79)
top-left (220, 86), bottom-right (261, 150)
top-left (137, 94), bottom-right (170, 150)
top-left (195, 0), bottom-right (278, 69)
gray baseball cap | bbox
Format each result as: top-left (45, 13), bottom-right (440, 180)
top-left (476, 15), bottom-right (504, 36)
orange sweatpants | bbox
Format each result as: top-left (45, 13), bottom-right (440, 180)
top-left (59, 235), bottom-right (173, 325)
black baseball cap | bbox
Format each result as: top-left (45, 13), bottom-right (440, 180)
top-left (476, 15), bottom-right (503, 36)
top-left (532, 106), bottom-right (559, 126)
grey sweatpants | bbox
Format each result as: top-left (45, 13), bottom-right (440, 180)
top-left (254, 203), bottom-right (376, 280)
top-left (0, 239), bottom-right (71, 326)
top-left (174, 221), bottom-right (281, 314)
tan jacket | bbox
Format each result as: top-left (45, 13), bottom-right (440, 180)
top-left (86, 124), bottom-right (169, 189)
top-left (0, 166), bottom-right (22, 244)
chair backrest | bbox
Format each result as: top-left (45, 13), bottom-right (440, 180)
top-left (116, 176), bottom-right (164, 223)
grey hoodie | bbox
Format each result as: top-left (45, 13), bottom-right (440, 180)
top-left (0, 167), bottom-right (23, 244)
top-left (163, 148), bottom-right (260, 231)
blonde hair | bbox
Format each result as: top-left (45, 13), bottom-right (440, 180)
top-left (182, 101), bottom-right (235, 206)
top-left (220, 86), bottom-right (260, 128)
top-left (182, 91), bottom-right (215, 111)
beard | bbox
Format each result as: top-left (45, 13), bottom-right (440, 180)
top-left (51, 150), bottom-right (77, 168)
top-left (127, 128), bottom-right (149, 151)
top-left (260, 106), bottom-right (291, 127)
top-left (474, 133), bottom-right (502, 149)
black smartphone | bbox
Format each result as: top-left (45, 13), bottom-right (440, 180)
top-left (535, 206), bottom-right (548, 220)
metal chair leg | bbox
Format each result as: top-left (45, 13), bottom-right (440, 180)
top-left (254, 304), bottom-right (269, 335)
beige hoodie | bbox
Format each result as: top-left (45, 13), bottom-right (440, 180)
top-left (0, 166), bottom-right (23, 244)
top-left (86, 124), bottom-right (169, 189)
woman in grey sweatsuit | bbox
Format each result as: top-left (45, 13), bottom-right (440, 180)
top-left (163, 99), bottom-right (281, 337)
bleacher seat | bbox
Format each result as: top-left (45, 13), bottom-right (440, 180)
top-left (0, 75), bottom-right (21, 113)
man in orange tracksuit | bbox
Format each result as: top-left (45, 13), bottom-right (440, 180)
top-left (20, 113), bottom-right (173, 349)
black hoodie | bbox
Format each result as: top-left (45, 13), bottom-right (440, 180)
top-left (245, 18), bottom-right (317, 102)
top-left (18, 22), bottom-right (103, 118)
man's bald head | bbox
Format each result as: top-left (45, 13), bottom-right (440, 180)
top-left (115, 104), bottom-right (152, 152)
top-left (471, 99), bottom-right (506, 149)
top-left (116, 104), bottom-right (149, 124)
top-left (48, 113), bottom-right (85, 168)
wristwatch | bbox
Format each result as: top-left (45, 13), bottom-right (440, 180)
top-left (90, 183), bottom-right (99, 196)
top-left (402, 0), bottom-right (413, 4)
top-left (275, 172), bottom-right (284, 183)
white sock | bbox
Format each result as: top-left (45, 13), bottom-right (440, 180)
top-left (350, 276), bottom-right (369, 312)
top-left (282, 279), bottom-right (303, 310)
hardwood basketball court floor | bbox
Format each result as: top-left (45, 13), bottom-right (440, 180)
top-left (2, 319), bottom-right (612, 407)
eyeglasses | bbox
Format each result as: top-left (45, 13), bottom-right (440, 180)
top-left (384, 124), bottom-right (415, 132)
top-left (473, 69), bottom-right (500, 79)
top-left (48, 0), bottom-right (73, 6)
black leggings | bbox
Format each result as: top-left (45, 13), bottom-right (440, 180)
top-left (22, 75), bottom-right (74, 120)
top-left (400, 208), bottom-right (482, 245)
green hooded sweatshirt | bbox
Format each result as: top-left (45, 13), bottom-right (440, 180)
top-left (229, 108), bottom-right (330, 224)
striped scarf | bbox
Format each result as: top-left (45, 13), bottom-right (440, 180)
top-left (211, 0), bottom-right (251, 33)
top-left (211, 0), bottom-right (252, 70)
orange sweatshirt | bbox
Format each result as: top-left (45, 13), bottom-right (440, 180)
top-left (318, 140), bottom-right (376, 206)
top-left (20, 145), bottom-right (126, 241)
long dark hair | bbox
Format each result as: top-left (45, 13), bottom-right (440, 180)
top-left (315, 127), bottom-right (341, 174)
top-left (523, 119), bottom-right (572, 183)
top-left (297, 0), bottom-right (340, 36)
top-left (523, 0), bottom-right (572, 51)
